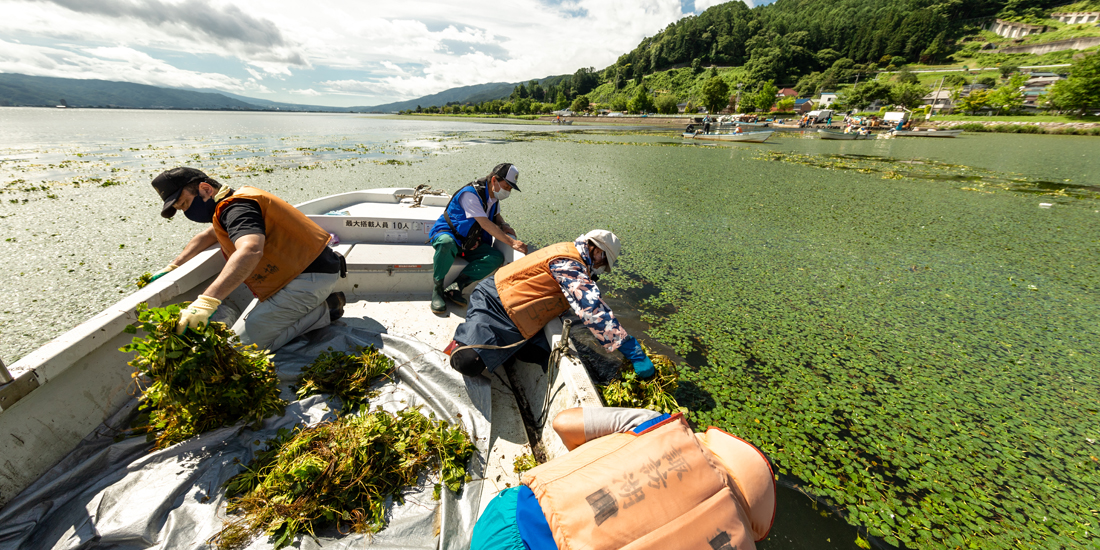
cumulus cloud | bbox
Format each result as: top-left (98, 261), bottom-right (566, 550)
top-left (1, 0), bottom-right (700, 105)
top-left (27, 0), bottom-right (307, 65)
top-left (0, 39), bottom-right (248, 91)
top-left (289, 88), bottom-right (321, 96)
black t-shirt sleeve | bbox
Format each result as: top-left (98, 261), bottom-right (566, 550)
top-left (219, 199), bottom-right (265, 242)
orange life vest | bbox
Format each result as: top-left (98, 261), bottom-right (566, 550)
top-left (212, 186), bottom-right (330, 301)
top-left (521, 415), bottom-right (763, 550)
top-left (494, 242), bottom-right (584, 339)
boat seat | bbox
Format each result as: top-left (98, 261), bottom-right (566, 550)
top-left (340, 242), bottom-right (466, 272)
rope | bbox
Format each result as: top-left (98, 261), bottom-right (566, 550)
top-left (538, 320), bottom-right (573, 427)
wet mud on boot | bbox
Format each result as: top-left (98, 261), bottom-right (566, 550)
top-left (431, 280), bottom-right (447, 315)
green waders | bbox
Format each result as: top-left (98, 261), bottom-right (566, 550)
top-left (431, 233), bottom-right (505, 312)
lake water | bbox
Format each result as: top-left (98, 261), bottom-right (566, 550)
top-left (1, 108), bottom-right (1098, 549)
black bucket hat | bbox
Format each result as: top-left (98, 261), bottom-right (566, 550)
top-left (151, 167), bottom-right (218, 218)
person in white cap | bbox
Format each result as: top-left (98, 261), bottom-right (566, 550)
top-left (444, 230), bottom-right (655, 379)
top-left (427, 163), bottom-right (527, 315)
top-left (470, 407), bottom-right (777, 550)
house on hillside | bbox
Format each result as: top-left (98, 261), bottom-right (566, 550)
top-left (794, 98), bottom-right (815, 113)
top-left (818, 93), bottom-right (838, 107)
top-left (776, 88), bottom-right (798, 99)
top-left (1021, 72), bottom-right (1065, 110)
top-left (922, 90), bottom-right (954, 113)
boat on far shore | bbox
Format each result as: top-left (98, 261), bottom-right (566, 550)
top-left (891, 128), bottom-right (963, 138)
top-left (682, 130), bottom-right (774, 143)
top-left (817, 129), bottom-right (877, 140)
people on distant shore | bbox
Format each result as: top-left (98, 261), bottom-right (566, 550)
top-left (428, 163), bottom-right (526, 315)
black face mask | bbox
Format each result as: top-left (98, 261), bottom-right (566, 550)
top-left (183, 195), bottom-right (216, 223)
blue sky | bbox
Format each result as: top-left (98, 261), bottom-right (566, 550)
top-left (0, 0), bottom-right (756, 107)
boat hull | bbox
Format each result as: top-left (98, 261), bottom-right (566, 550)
top-left (892, 129), bottom-right (963, 138)
top-left (682, 130), bottom-right (773, 143)
top-left (817, 129), bottom-right (875, 140)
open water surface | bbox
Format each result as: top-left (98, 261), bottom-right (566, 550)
top-left (1, 108), bottom-right (1098, 549)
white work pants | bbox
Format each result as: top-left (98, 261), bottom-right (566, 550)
top-left (232, 272), bottom-right (339, 352)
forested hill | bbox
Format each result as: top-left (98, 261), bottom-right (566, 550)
top-left (0, 73), bottom-right (262, 110)
top-left (606, 0), bottom-right (1062, 85)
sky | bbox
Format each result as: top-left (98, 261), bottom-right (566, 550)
top-left (0, 0), bottom-right (758, 108)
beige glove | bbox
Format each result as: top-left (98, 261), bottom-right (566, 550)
top-left (176, 295), bottom-right (222, 334)
top-left (149, 264), bottom-right (179, 283)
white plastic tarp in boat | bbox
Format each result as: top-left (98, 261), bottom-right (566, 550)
top-left (0, 326), bottom-right (492, 550)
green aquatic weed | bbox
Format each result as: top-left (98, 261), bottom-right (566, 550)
top-left (134, 272), bottom-right (153, 289)
top-left (121, 302), bottom-right (286, 449)
top-left (216, 407), bottom-right (476, 550)
top-left (598, 348), bottom-right (683, 414)
top-left (294, 345), bottom-right (395, 411)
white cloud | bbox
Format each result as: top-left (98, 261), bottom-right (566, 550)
top-left (0, 0), bottom-right (698, 105)
top-left (695, 0), bottom-right (741, 10)
top-left (289, 88), bottom-right (322, 96)
top-left (0, 38), bottom-right (248, 91)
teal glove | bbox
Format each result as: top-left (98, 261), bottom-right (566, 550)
top-left (149, 264), bottom-right (179, 283)
top-left (619, 336), bottom-right (656, 379)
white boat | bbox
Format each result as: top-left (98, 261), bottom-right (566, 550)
top-left (890, 128), bottom-right (963, 138)
top-left (551, 119), bottom-right (573, 125)
top-left (817, 129), bottom-right (876, 140)
top-left (682, 130), bottom-right (774, 143)
top-left (0, 187), bottom-right (606, 549)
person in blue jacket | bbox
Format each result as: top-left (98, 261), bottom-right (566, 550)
top-left (428, 163), bottom-right (527, 314)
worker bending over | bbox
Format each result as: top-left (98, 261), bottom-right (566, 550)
top-left (445, 230), bottom-right (654, 379)
top-left (471, 406), bottom-right (777, 550)
top-left (149, 167), bottom-right (345, 351)
top-left (428, 163), bottom-right (527, 314)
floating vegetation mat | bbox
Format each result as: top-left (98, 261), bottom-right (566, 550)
top-left (755, 150), bottom-right (1100, 200)
top-left (216, 408), bottom-right (476, 550)
top-left (598, 350), bottom-right (683, 414)
top-left (504, 139), bottom-right (1100, 549)
top-left (295, 345), bottom-right (395, 411)
top-left (122, 303), bottom-right (286, 449)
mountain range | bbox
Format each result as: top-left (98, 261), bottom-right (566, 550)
top-left (0, 72), bottom-right (556, 113)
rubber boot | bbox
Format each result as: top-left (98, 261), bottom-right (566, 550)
top-left (444, 277), bottom-right (471, 307)
top-left (431, 280), bottom-right (447, 314)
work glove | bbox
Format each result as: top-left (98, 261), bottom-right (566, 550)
top-left (149, 264), bottom-right (180, 283)
top-left (619, 336), bottom-right (656, 379)
top-left (176, 295), bottom-right (221, 335)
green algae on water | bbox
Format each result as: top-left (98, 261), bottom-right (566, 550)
top-left (216, 408), bottom-right (476, 550)
top-left (121, 303), bottom-right (286, 449)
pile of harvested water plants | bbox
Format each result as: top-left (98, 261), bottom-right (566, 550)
top-left (216, 407), bottom-right (476, 550)
top-left (599, 349), bottom-right (683, 413)
top-left (294, 345), bottom-right (394, 410)
top-left (122, 303), bottom-right (286, 449)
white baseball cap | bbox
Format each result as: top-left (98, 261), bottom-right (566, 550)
top-left (581, 229), bottom-right (621, 271)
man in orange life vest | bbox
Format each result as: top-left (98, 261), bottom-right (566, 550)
top-left (445, 230), bottom-right (655, 379)
top-left (471, 407), bottom-right (777, 550)
top-left (148, 167), bottom-right (345, 351)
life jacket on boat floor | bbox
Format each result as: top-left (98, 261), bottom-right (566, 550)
top-left (520, 414), bottom-right (777, 550)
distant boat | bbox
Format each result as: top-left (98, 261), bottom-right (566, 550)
top-left (818, 129), bottom-right (876, 140)
top-left (55, 105), bottom-right (66, 109)
top-left (891, 129), bottom-right (962, 138)
top-left (683, 130), bottom-right (774, 143)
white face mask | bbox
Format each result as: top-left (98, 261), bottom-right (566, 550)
top-left (592, 265), bottom-right (607, 276)
top-left (495, 187), bottom-right (510, 200)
